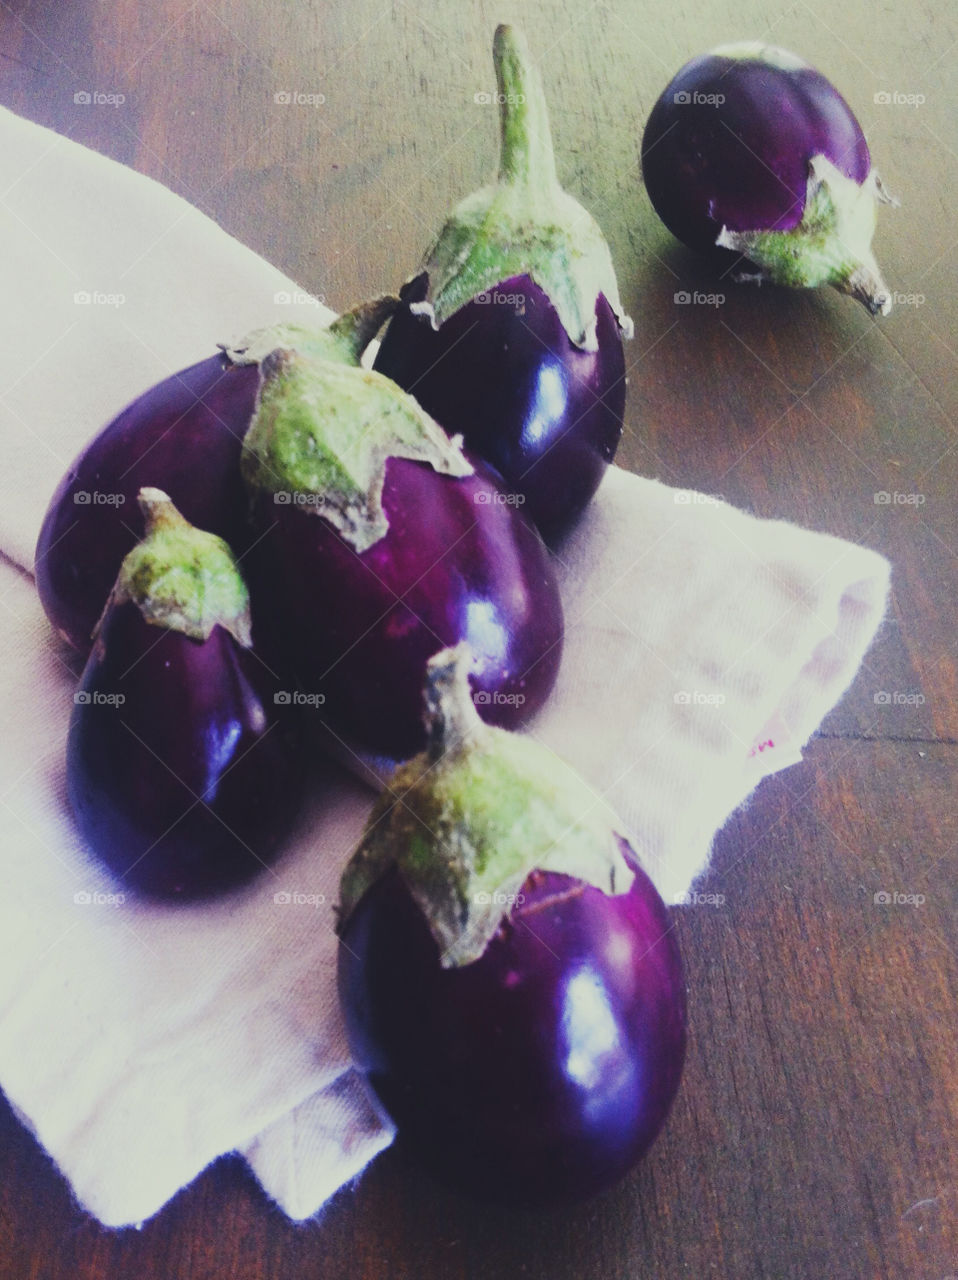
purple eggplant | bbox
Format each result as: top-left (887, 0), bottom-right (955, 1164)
top-left (375, 274), bottom-right (625, 546)
top-left (67, 489), bottom-right (305, 900)
top-left (241, 311), bottom-right (564, 764)
top-left (36, 353), bottom-right (259, 654)
top-left (373, 25), bottom-right (632, 545)
top-left (337, 647), bottom-right (687, 1206)
top-left (641, 43), bottom-right (895, 314)
top-left (33, 310), bottom-right (380, 656)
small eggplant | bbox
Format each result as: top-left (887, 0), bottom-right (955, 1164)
top-left (36, 352), bottom-right (259, 654)
top-left (374, 25), bottom-right (633, 545)
top-left (241, 305), bottom-right (564, 764)
top-left (67, 489), bottom-right (305, 900)
top-left (640, 43), bottom-right (895, 314)
top-left (34, 314), bottom-right (363, 656)
top-left (337, 646), bottom-right (687, 1207)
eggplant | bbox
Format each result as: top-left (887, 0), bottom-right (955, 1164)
top-left (337, 646), bottom-right (687, 1206)
top-left (640, 43), bottom-right (895, 314)
top-left (36, 352), bottom-right (259, 654)
top-left (67, 489), bottom-right (305, 900)
top-left (373, 25), bottom-right (632, 545)
top-left (241, 307), bottom-right (564, 764)
top-left (34, 313), bottom-right (369, 656)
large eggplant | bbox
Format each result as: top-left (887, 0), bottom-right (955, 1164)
top-left (67, 489), bottom-right (305, 900)
top-left (337, 647), bottom-right (687, 1206)
top-left (240, 309), bottom-right (564, 764)
top-left (373, 26), bottom-right (632, 545)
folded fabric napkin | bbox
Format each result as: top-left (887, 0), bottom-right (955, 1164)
top-left (0, 105), bottom-right (890, 1227)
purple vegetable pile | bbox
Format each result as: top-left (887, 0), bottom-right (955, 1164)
top-left (32, 21), bottom-right (901, 1210)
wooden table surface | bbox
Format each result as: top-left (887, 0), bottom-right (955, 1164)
top-left (1, 1), bottom-right (956, 1277)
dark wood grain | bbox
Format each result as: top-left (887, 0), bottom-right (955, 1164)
top-left (0, 1), bottom-right (955, 1277)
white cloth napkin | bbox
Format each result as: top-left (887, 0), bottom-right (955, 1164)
top-left (0, 105), bottom-right (890, 1227)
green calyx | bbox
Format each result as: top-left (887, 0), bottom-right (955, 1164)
top-left (412, 24), bottom-right (633, 352)
top-left (235, 295), bottom-right (470, 554)
top-left (221, 295), bottom-right (399, 368)
top-left (240, 341), bottom-right (472, 554)
top-left (337, 644), bottom-right (635, 968)
top-left (716, 156), bottom-right (896, 316)
top-left (111, 488), bottom-right (252, 646)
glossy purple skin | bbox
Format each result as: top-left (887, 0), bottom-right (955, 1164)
top-left (338, 842), bottom-right (687, 1207)
top-left (67, 601), bottom-right (305, 900)
top-left (247, 454), bottom-right (563, 762)
top-left (36, 354), bottom-right (259, 654)
top-left (373, 274), bottom-right (626, 546)
top-left (641, 51), bottom-right (871, 252)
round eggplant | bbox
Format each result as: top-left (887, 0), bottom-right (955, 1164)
top-left (241, 331), bottom-right (564, 764)
top-left (67, 489), bottom-right (305, 900)
top-left (641, 43), bottom-right (895, 314)
top-left (373, 25), bottom-right (632, 544)
top-left (337, 646), bottom-right (687, 1206)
